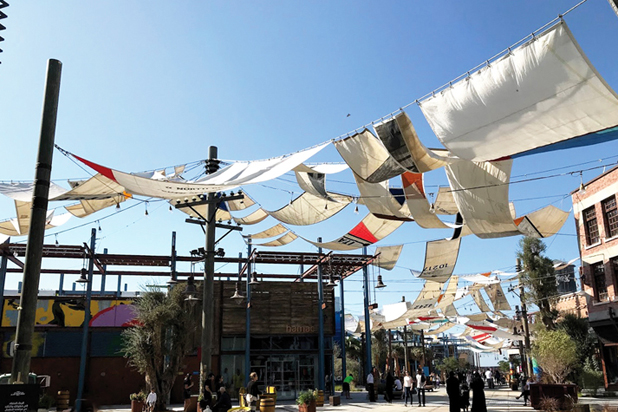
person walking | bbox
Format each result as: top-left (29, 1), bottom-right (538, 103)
top-left (342, 374), bottom-right (353, 399)
top-left (403, 370), bottom-right (414, 406)
top-left (384, 369), bottom-right (394, 403)
top-left (367, 367), bottom-right (376, 402)
top-left (146, 388), bottom-right (157, 412)
top-left (484, 369), bottom-right (494, 389)
top-left (183, 373), bottom-right (194, 412)
top-left (245, 372), bottom-right (261, 411)
top-left (416, 368), bottom-right (426, 407)
top-left (446, 371), bottom-right (460, 412)
top-left (470, 372), bottom-right (487, 412)
top-left (516, 376), bottom-right (533, 406)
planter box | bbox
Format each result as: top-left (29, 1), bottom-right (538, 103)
top-left (130, 400), bottom-right (144, 412)
top-left (298, 400), bottom-right (316, 412)
top-left (529, 383), bottom-right (578, 410)
top-left (329, 395), bottom-right (340, 406)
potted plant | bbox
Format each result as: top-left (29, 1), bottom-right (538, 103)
top-left (130, 391), bottom-right (146, 412)
top-left (296, 390), bottom-right (317, 412)
top-left (530, 329), bottom-right (579, 410)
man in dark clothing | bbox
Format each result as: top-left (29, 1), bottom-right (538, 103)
top-left (246, 371), bottom-right (261, 411)
top-left (213, 387), bottom-right (232, 412)
top-left (446, 371), bottom-right (461, 412)
top-left (384, 370), bottom-right (394, 403)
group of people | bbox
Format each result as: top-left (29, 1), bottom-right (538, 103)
top-left (365, 367), bottom-right (429, 407)
top-left (182, 372), bottom-right (232, 412)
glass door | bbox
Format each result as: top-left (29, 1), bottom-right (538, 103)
top-left (266, 357), bottom-right (298, 400)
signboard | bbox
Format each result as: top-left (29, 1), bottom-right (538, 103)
top-left (0, 384), bottom-right (39, 412)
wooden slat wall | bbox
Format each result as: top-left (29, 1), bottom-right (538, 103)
top-left (216, 281), bottom-right (335, 336)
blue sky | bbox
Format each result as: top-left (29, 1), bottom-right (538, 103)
top-left (1, 1), bottom-right (617, 356)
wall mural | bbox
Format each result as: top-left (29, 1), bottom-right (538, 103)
top-left (1, 298), bottom-right (136, 328)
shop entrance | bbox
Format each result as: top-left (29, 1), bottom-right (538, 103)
top-left (258, 355), bottom-right (317, 400)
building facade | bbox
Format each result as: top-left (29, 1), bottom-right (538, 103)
top-left (572, 165), bottom-right (618, 390)
top-left (0, 280), bottom-right (335, 405)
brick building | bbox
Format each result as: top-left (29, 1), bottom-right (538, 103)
top-left (572, 165), bottom-right (618, 390)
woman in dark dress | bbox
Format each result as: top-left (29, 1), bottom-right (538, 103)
top-left (470, 372), bottom-right (487, 412)
top-left (446, 372), bottom-right (460, 412)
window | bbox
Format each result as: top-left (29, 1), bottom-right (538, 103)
top-left (612, 257), bottom-right (618, 291)
top-left (593, 262), bottom-right (608, 301)
top-left (584, 206), bottom-right (600, 245)
top-left (603, 196), bottom-right (618, 238)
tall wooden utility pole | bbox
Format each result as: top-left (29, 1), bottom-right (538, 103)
top-left (11, 59), bottom-right (62, 383)
top-left (517, 258), bottom-right (534, 376)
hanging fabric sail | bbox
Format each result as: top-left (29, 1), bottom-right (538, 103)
top-left (354, 174), bottom-right (412, 221)
top-left (372, 245), bottom-right (404, 270)
top-left (470, 285), bottom-right (492, 312)
top-left (0, 181), bottom-right (69, 202)
top-left (0, 175), bottom-right (129, 219)
top-left (401, 172), bottom-right (455, 229)
top-left (419, 22), bottom-right (618, 162)
top-left (71, 143), bottom-right (329, 199)
top-left (445, 158), bottom-right (519, 238)
top-left (267, 192), bottom-right (352, 226)
top-left (459, 272), bottom-right (500, 285)
top-left (515, 205), bottom-right (570, 238)
top-left (226, 192), bottom-right (255, 211)
top-left (232, 208), bottom-right (268, 225)
top-left (248, 223), bottom-right (288, 239)
top-left (443, 303), bottom-right (458, 317)
top-left (256, 232), bottom-right (298, 247)
top-left (303, 213), bottom-right (404, 251)
top-left (400, 281), bottom-right (443, 320)
top-left (416, 238), bottom-right (461, 283)
top-left (467, 322), bottom-right (524, 341)
top-left (484, 283), bottom-right (512, 311)
top-left (433, 187), bottom-right (459, 215)
top-left (425, 322), bottom-right (455, 336)
top-left (374, 111), bottom-right (454, 173)
top-left (436, 276), bottom-right (459, 312)
top-left (334, 130), bottom-right (405, 183)
top-left (0, 210), bottom-right (71, 236)
top-left (293, 163), bottom-right (349, 200)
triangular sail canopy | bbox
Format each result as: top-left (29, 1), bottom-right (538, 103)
top-left (248, 223), bottom-right (288, 239)
top-left (232, 208), bottom-right (268, 225)
top-left (433, 187), bottom-right (459, 215)
top-left (445, 159), bottom-right (518, 238)
top-left (73, 143), bottom-right (329, 199)
top-left (0, 182), bottom-right (69, 202)
top-left (256, 232), bottom-right (298, 247)
top-left (401, 172), bottom-right (457, 229)
top-left (372, 245), bottom-right (403, 271)
top-left (470, 285), bottom-right (492, 312)
top-left (0, 210), bottom-right (71, 236)
top-left (354, 174), bottom-right (412, 221)
top-left (400, 281), bottom-right (443, 320)
top-left (293, 163), bottom-right (348, 201)
top-left (484, 283), bottom-right (512, 311)
top-left (334, 130), bottom-right (405, 183)
top-left (419, 22), bottom-right (618, 162)
top-left (374, 111), bottom-right (454, 173)
top-left (303, 213), bottom-right (404, 251)
top-left (267, 192), bottom-right (352, 226)
top-left (417, 238), bottom-right (461, 283)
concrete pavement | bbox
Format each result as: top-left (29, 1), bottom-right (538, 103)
top-left (99, 386), bottom-right (618, 412)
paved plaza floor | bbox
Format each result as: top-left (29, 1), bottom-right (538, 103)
top-left (100, 386), bottom-right (618, 412)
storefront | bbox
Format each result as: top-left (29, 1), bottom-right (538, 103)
top-left (216, 281), bottom-right (336, 400)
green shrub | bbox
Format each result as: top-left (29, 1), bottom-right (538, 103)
top-left (296, 390), bottom-right (317, 405)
